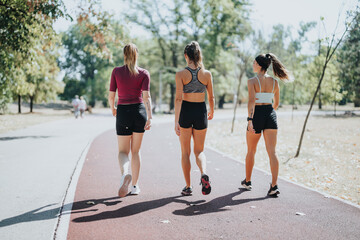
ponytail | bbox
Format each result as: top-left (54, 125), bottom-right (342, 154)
top-left (123, 43), bottom-right (139, 75)
top-left (184, 41), bottom-right (204, 68)
top-left (255, 53), bottom-right (290, 81)
top-left (266, 53), bottom-right (289, 81)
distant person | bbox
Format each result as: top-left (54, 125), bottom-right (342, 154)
top-left (174, 41), bottom-right (215, 196)
top-left (108, 43), bottom-right (152, 197)
top-left (242, 53), bottom-right (290, 196)
top-left (79, 96), bottom-right (87, 118)
top-left (72, 95), bottom-right (80, 119)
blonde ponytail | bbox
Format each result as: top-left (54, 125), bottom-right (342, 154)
top-left (123, 43), bottom-right (139, 75)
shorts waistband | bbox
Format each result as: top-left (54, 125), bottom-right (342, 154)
top-left (182, 100), bottom-right (205, 105)
top-left (117, 103), bottom-right (143, 108)
top-left (255, 104), bottom-right (273, 108)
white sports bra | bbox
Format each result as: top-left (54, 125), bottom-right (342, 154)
top-left (255, 75), bottom-right (276, 104)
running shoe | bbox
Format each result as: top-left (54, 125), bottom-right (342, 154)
top-left (267, 184), bottom-right (280, 196)
top-left (118, 174), bottom-right (132, 197)
top-left (181, 186), bottom-right (193, 196)
top-left (241, 179), bottom-right (252, 190)
top-left (130, 185), bottom-right (140, 195)
top-left (200, 174), bottom-right (211, 195)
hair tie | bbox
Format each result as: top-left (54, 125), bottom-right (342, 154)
top-left (266, 53), bottom-right (272, 59)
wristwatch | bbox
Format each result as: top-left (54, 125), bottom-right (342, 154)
top-left (247, 117), bottom-right (253, 121)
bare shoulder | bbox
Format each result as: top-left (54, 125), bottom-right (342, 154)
top-left (200, 69), bottom-right (212, 80)
top-left (247, 77), bottom-right (256, 84)
top-left (176, 69), bottom-right (187, 78)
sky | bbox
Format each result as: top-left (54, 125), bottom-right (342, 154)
top-left (54, 0), bottom-right (359, 55)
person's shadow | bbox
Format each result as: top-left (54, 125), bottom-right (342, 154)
top-left (173, 188), bottom-right (270, 216)
top-left (73, 189), bottom-right (269, 222)
top-left (0, 197), bottom-right (121, 228)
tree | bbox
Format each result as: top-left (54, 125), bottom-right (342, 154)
top-left (338, 7), bottom-right (360, 107)
top-left (127, 0), bottom-right (252, 110)
top-left (61, 1), bottom-right (127, 106)
top-left (291, 15), bottom-right (355, 159)
top-left (0, 0), bottom-right (68, 111)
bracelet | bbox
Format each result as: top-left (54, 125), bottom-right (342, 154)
top-left (247, 117), bottom-right (253, 121)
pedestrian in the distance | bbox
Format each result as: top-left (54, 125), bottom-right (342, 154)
top-left (242, 53), bottom-right (290, 196)
top-left (72, 95), bottom-right (80, 119)
top-left (174, 41), bottom-right (215, 196)
top-left (79, 96), bottom-right (87, 118)
top-left (108, 43), bottom-right (152, 197)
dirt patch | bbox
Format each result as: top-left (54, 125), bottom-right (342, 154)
top-left (207, 110), bottom-right (360, 206)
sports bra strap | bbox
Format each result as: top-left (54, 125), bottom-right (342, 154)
top-left (255, 75), bottom-right (261, 92)
top-left (272, 78), bottom-right (275, 93)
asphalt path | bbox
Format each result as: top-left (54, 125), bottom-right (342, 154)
top-left (1, 109), bottom-right (359, 240)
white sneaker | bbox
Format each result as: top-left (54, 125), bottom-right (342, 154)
top-left (130, 185), bottom-right (140, 195)
top-left (118, 174), bottom-right (132, 197)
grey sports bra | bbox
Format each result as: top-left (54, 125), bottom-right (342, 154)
top-left (183, 67), bottom-right (206, 93)
top-left (255, 75), bottom-right (276, 104)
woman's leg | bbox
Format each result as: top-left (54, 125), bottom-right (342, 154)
top-left (192, 128), bottom-right (207, 175)
top-left (263, 129), bottom-right (279, 187)
top-left (130, 132), bottom-right (145, 186)
top-left (180, 127), bottom-right (192, 187)
top-left (245, 132), bottom-right (261, 181)
top-left (117, 135), bottom-right (132, 175)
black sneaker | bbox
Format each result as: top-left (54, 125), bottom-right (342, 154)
top-left (267, 184), bottom-right (280, 196)
top-left (200, 174), bottom-right (211, 195)
top-left (241, 179), bottom-right (252, 190)
top-left (181, 186), bottom-right (193, 196)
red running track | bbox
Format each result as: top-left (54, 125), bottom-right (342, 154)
top-left (66, 123), bottom-right (360, 240)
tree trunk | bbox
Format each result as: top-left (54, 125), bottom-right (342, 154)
top-left (318, 86), bottom-right (322, 109)
top-left (231, 70), bottom-right (245, 133)
top-left (293, 62), bottom-right (328, 159)
top-left (18, 95), bottom-right (21, 114)
top-left (354, 97), bottom-right (360, 107)
top-left (218, 94), bottom-right (225, 109)
top-left (169, 83), bottom-right (175, 111)
top-left (30, 96), bottom-right (34, 113)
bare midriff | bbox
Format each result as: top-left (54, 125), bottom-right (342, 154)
top-left (183, 92), bottom-right (206, 102)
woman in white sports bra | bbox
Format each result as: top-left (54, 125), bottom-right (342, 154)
top-left (241, 53), bottom-right (290, 196)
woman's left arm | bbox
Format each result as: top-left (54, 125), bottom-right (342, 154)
top-left (143, 91), bottom-right (152, 130)
top-left (273, 80), bottom-right (280, 110)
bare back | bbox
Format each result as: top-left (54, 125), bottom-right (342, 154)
top-left (249, 75), bottom-right (280, 106)
top-left (178, 68), bottom-right (212, 102)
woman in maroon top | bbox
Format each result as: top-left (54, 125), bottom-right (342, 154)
top-left (108, 43), bottom-right (152, 197)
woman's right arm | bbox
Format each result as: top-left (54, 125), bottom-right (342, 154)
top-left (206, 71), bottom-right (215, 120)
top-left (174, 72), bottom-right (183, 136)
top-left (247, 79), bottom-right (256, 134)
top-left (109, 69), bottom-right (117, 116)
top-left (108, 91), bottom-right (116, 116)
top-left (273, 80), bottom-right (280, 110)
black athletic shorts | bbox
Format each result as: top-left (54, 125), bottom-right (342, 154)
top-left (249, 105), bottom-right (278, 134)
top-left (116, 103), bottom-right (147, 135)
top-left (179, 101), bottom-right (207, 130)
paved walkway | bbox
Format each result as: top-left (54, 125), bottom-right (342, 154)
top-left (1, 113), bottom-right (359, 240)
top-left (62, 124), bottom-right (360, 239)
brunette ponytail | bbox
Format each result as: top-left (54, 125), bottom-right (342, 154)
top-left (184, 41), bottom-right (204, 68)
top-left (266, 53), bottom-right (289, 81)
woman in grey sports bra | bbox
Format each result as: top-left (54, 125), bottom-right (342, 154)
top-left (174, 41), bottom-right (215, 196)
top-left (241, 53), bottom-right (290, 197)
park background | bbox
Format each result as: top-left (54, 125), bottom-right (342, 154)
top-left (0, 0), bottom-right (359, 206)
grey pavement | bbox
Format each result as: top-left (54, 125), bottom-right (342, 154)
top-left (0, 112), bottom-right (115, 240)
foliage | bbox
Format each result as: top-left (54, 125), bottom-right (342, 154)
top-left (338, 7), bottom-right (360, 106)
top-left (60, 0), bottom-right (128, 106)
top-left (0, 0), bottom-right (68, 111)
